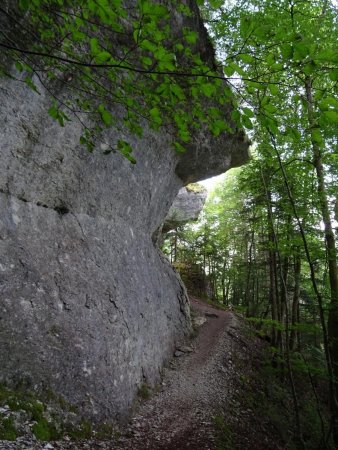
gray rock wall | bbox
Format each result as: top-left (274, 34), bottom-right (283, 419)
top-left (0, 1), bottom-right (249, 422)
top-left (0, 79), bottom-right (190, 422)
top-left (164, 186), bottom-right (208, 232)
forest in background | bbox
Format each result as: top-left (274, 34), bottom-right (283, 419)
top-left (163, 0), bottom-right (338, 448)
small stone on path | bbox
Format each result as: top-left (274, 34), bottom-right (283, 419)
top-left (193, 316), bottom-right (207, 327)
top-left (205, 312), bottom-right (219, 318)
top-left (176, 345), bottom-right (194, 353)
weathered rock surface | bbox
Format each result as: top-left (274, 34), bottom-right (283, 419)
top-left (0, 0), bottom-right (249, 423)
top-left (163, 185), bottom-right (207, 232)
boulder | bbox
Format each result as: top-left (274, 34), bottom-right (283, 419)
top-left (163, 184), bottom-right (208, 232)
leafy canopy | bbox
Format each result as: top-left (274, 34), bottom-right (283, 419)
top-left (0, 0), bottom-right (242, 161)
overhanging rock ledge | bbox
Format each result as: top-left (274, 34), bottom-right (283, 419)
top-left (0, 0), bottom-right (249, 422)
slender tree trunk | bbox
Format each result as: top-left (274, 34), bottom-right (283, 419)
top-left (280, 215), bottom-right (292, 331)
top-left (174, 233), bottom-right (177, 262)
top-left (265, 187), bottom-right (279, 347)
top-left (212, 261), bottom-right (218, 301)
top-left (261, 163), bottom-right (304, 447)
top-left (290, 252), bottom-right (301, 351)
top-left (225, 277), bottom-right (231, 306)
top-left (269, 246), bottom-right (279, 347)
top-left (221, 259), bottom-right (227, 304)
top-left (245, 229), bottom-right (254, 315)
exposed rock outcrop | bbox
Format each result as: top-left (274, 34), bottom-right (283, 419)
top-left (163, 184), bottom-right (207, 232)
top-left (0, 1), bottom-right (249, 423)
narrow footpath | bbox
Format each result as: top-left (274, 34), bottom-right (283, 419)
top-left (115, 296), bottom-right (236, 450)
top-left (1, 296), bottom-right (286, 450)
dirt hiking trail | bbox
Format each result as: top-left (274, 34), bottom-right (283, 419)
top-left (1, 296), bottom-right (285, 450)
top-left (115, 296), bottom-right (235, 450)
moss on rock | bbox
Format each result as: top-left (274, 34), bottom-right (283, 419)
top-left (185, 183), bottom-right (207, 193)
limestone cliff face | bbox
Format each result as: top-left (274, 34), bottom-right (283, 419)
top-left (164, 185), bottom-right (208, 232)
top-left (0, 2), bottom-right (249, 422)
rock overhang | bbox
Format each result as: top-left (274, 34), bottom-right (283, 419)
top-left (163, 184), bottom-right (208, 232)
top-left (0, 0), bottom-right (250, 425)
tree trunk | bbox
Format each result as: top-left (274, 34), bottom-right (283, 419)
top-left (221, 259), bottom-right (227, 304)
top-left (290, 252), bottom-right (301, 351)
top-left (269, 247), bottom-right (278, 347)
top-left (265, 188), bottom-right (279, 347)
top-left (245, 229), bottom-right (254, 315)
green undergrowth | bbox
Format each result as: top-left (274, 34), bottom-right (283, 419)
top-left (0, 417), bottom-right (18, 441)
top-left (213, 414), bottom-right (235, 450)
top-left (0, 384), bottom-right (57, 441)
top-left (0, 383), bottom-right (119, 442)
top-left (212, 331), bottom-right (333, 449)
top-left (137, 383), bottom-right (151, 401)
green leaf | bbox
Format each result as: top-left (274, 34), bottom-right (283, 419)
top-left (149, 107), bottom-right (162, 126)
top-left (293, 42), bottom-right (309, 60)
top-left (72, 30), bottom-right (86, 42)
top-left (15, 61), bottom-right (24, 72)
top-left (210, 119), bottom-right (229, 136)
top-left (225, 61), bottom-right (245, 77)
top-left (171, 84), bottom-right (185, 101)
top-left (319, 96), bottom-right (338, 111)
top-left (19, 0), bottom-right (30, 9)
top-left (185, 31), bottom-right (198, 44)
top-left (117, 140), bottom-right (135, 163)
top-left (140, 39), bottom-right (157, 52)
top-left (254, 25), bottom-right (271, 40)
top-left (209, 0), bottom-right (223, 6)
top-left (316, 49), bottom-right (338, 64)
top-left (231, 109), bottom-right (241, 125)
top-left (285, 127), bottom-right (301, 141)
top-left (242, 115), bottom-right (253, 130)
top-left (311, 128), bottom-right (324, 145)
top-left (95, 51), bottom-right (112, 63)
top-left (223, 64), bottom-right (236, 77)
top-left (239, 54), bottom-right (255, 64)
top-left (208, 107), bottom-right (221, 119)
top-left (280, 44), bottom-right (293, 59)
top-left (201, 83), bottom-right (216, 98)
top-left (264, 103), bottom-right (278, 114)
top-left (262, 116), bottom-right (278, 134)
top-left (291, 128), bottom-right (301, 141)
top-left (98, 105), bottom-right (113, 126)
top-left (178, 130), bottom-right (190, 142)
top-left (323, 110), bottom-right (338, 124)
top-left (240, 17), bottom-right (254, 36)
top-left (90, 38), bottom-right (100, 55)
top-left (24, 76), bottom-right (40, 94)
top-left (48, 105), bottom-right (58, 119)
top-left (141, 56), bottom-right (153, 67)
top-left (117, 139), bottom-right (131, 152)
top-left (247, 81), bottom-right (266, 91)
top-left (329, 70), bottom-right (338, 82)
top-left (173, 142), bottom-right (186, 153)
top-left (133, 27), bottom-right (141, 43)
top-left (243, 107), bottom-right (254, 118)
top-left (268, 84), bottom-right (279, 95)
